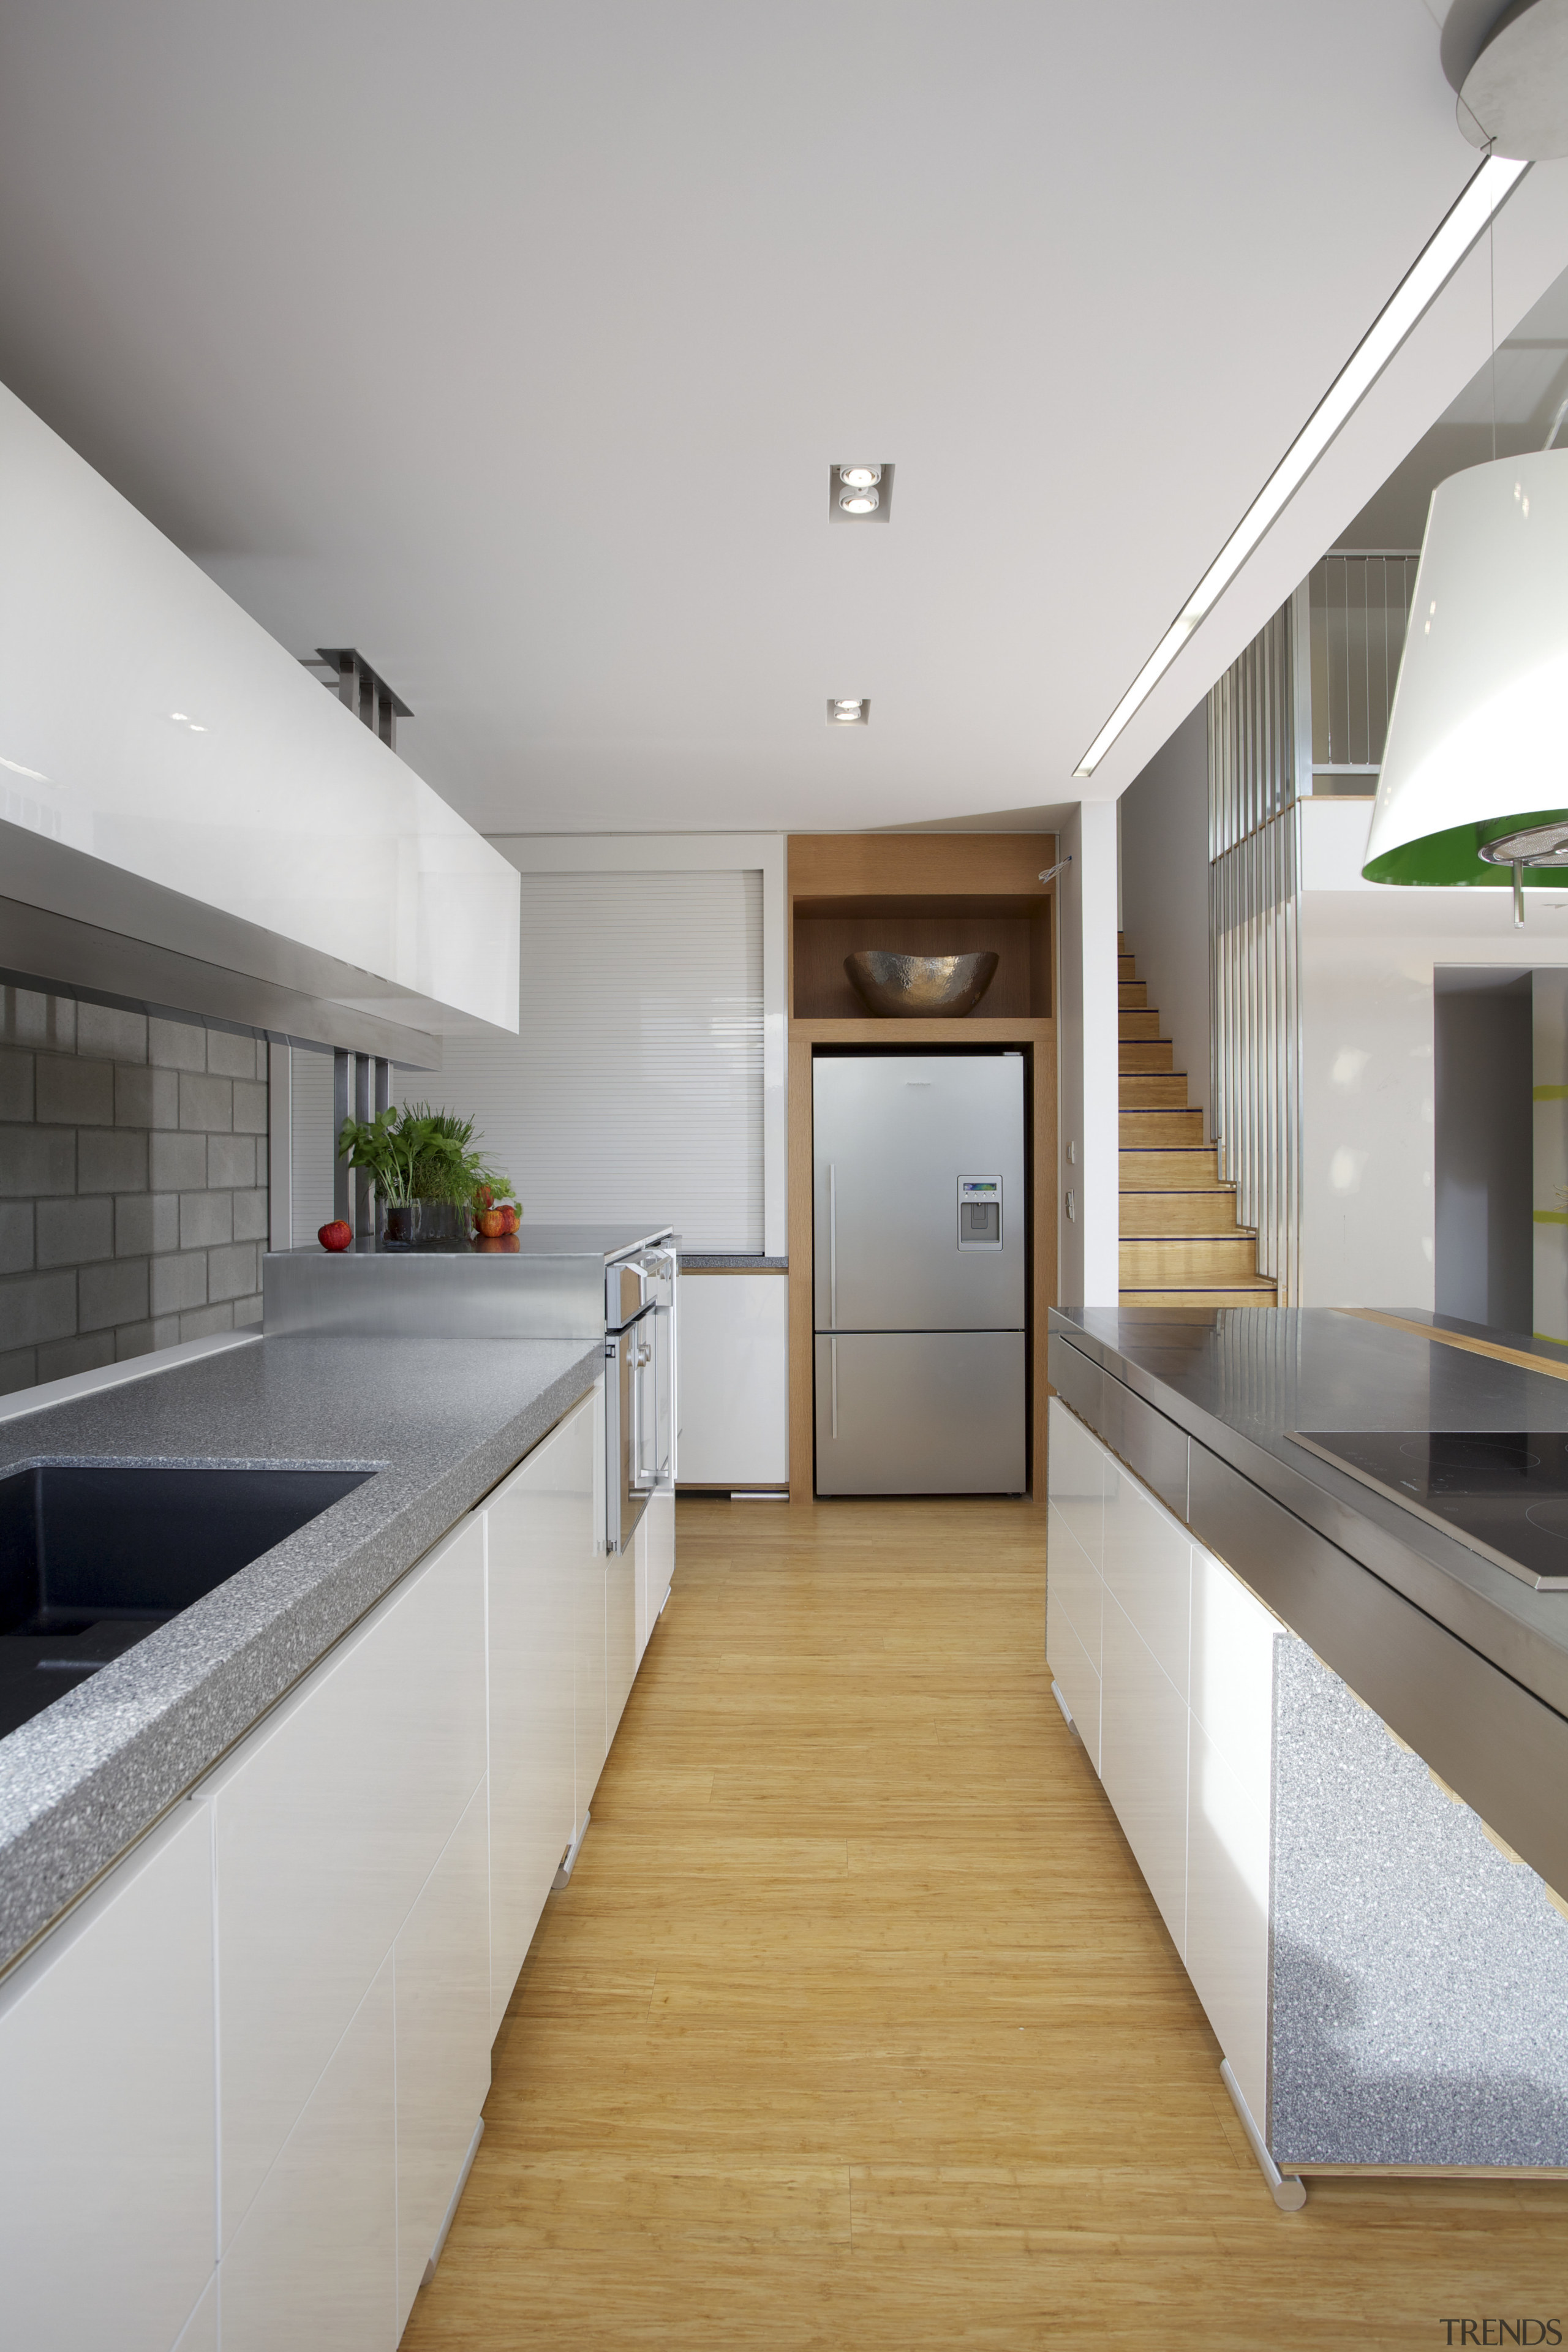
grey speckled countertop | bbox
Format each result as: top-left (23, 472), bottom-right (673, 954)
top-left (0, 1331), bottom-right (601, 1976)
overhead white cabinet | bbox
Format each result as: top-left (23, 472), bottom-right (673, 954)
top-left (486, 1395), bottom-right (590, 2028)
top-left (1046, 1396), bottom-right (1279, 2121)
top-left (0, 1804), bottom-right (216, 2352)
top-left (676, 1272), bottom-right (788, 1485)
top-left (0, 381), bottom-right (519, 1044)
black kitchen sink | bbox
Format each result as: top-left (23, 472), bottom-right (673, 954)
top-left (0, 1464), bottom-right (373, 1740)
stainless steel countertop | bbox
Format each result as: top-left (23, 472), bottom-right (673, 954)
top-left (1050, 1305), bottom-right (1568, 1722)
top-left (279, 1220), bottom-right (674, 1262)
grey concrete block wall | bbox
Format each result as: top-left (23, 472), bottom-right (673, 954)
top-left (0, 986), bottom-right (269, 1397)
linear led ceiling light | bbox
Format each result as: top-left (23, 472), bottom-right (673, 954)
top-left (1071, 153), bottom-right (1529, 779)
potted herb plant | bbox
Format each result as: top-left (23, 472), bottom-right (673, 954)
top-left (337, 1103), bottom-right (516, 1248)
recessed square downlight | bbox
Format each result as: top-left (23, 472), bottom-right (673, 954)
top-left (827, 698), bottom-right (870, 725)
top-left (829, 463), bottom-right (894, 523)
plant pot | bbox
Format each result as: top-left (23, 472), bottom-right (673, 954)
top-left (413, 1199), bottom-right (467, 1246)
top-left (382, 1200), bottom-right (421, 1250)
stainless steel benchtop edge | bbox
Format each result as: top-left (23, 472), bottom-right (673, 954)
top-left (1047, 1308), bottom-right (1568, 1725)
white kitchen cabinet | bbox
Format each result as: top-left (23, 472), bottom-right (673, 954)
top-left (485, 1399), bottom-right (587, 2026)
top-left (607, 1534), bottom-right (636, 1749)
top-left (1046, 1503), bottom-right (1101, 1768)
top-left (1184, 1542), bottom-right (1278, 2122)
top-left (1099, 1586), bottom-right (1189, 1954)
top-left (0, 1363), bottom-right (675, 2350)
top-left (219, 1953), bottom-right (397, 2352)
top-left (1046, 1398), bottom-right (1277, 2120)
top-left (394, 1779), bottom-right (492, 2331)
top-left (1101, 1461), bottom-right (1191, 1701)
top-left (637, 1482), bottom-right (674, 1664)
top-left (1046, 1500), bottom-right (1101, 1672)
top-left (1188, 1543), bottom-right (1278, 1787)
top-left (574, 1554), bottom-right (608, 1836)
top-left (1046, 1395), bottom-right (1106, 1567)
top-left (676, 1271), bottom-right (788, 1486)
top-left (1046, 1580), bottom-right (1101, 1769)
top-left (1185, 1714), bottom-right (1272, 2122)
top-left (0, 1803), bottom-right (216, 2352)
top-left (205, 1514), bottom-right (486, 2245)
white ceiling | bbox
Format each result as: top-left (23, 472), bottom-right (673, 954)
top-left (0, 2), bottom-right (1502, 836)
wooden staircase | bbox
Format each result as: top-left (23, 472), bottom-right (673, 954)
top-left (1118, 935), bottom-right (1276, 1309)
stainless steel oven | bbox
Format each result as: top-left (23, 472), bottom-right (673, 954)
top-left (603, 1245), bottom-right (675, 1553)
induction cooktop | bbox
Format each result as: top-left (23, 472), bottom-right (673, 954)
top-left (1286, 1431), bottom-right (1568, 1591)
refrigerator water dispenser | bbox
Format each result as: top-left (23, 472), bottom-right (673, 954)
top-left (957, 1177), bottom-right (1002, 1249)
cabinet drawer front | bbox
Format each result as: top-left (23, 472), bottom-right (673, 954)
top-left (1100, 1591), bottom-right (1189, 1954)
top-left (1046, 1499), bottom-right (1102, 1675)
top-left (1101, 1464), bottom-right (1191, 1702)
top-left (0, 1804), bottom-right (216, 2352)
top-left (218, 1954), bottom-right (396, 2352)
top-left (1046, 1588), bottom-right (1101, 1771)
top-left (211, 1515), bottom-right (486, 2245)
top-left (1046, 1396), bottom-right (1106, 1566)
top-left (395, 1782), bottom-right (492, 2331)
top-left (487, 1403), bottom-right (587, 2023)
top-left (1185, 1713), bottom-right (1270, 2123)
top-left (1189, 1544), bottom-right (1278, 1792)
top-left (676, 1274), bottom-right (788, 1486)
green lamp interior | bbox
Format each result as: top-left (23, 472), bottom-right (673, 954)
top-left (1362, 808), bottom-right (1568, 887)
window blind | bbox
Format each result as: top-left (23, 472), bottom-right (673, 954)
top-left (410, 869), bottom-right (764, 1253)
top-left (289, 1044), bottom-right (336, 1242)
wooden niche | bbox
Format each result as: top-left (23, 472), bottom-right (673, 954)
top-left (792, 893), bottom-right (1052, 1021)
top-left (785, 832), bottom-right (1059, 1505)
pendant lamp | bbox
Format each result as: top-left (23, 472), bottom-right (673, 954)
top-left (1362, 447), bottom-right (1568, 915)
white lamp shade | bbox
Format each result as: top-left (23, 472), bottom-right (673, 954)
top-left (1363, 448), bottom-right (1568, 888)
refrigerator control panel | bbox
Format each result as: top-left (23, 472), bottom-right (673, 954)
top-left (957, 1175), bottom-right (1003, 1249)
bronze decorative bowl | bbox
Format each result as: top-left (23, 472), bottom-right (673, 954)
top-left (844, 949), bottom-right (1000, 1018)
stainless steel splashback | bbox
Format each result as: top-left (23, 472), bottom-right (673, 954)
top-left (263, 1248), bottom-right (609, 1339)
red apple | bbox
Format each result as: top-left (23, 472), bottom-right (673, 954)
top-left (317, 1220), bottom-right (353, 1252)
top-left (477, 1207), bottom-right (505, 1239)
top-left (499, 1204), bottom-right (519, 1234)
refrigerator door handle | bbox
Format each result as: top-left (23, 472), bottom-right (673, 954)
top-left (831, 1333), bottom-right (839, 1439)
top-left (829, 1162), bottom-right (837, 1328)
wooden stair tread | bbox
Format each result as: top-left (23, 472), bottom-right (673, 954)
top-left (1114, 931), bottom-right (1276, 1302)
top-left (1119, 1288), bottom-right (1278, 1307)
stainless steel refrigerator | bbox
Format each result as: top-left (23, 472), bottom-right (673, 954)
top-left (813, 1052), bottom-right (1027, 1495)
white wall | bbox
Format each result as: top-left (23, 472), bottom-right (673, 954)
top-left (1057, 801), bottom-right (1120, 1308)
top-left (1534, 972), bottom-right (1568, 1345)
top-left (1118, 706), bottom-right (1211, 1131)
top-left (1298, 801), bottom-right (1568, 1310)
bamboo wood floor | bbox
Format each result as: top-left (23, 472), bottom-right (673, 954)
top-left (402, 1498), bottom-right (1568, 2352)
